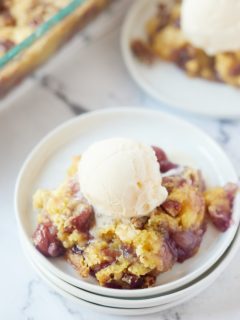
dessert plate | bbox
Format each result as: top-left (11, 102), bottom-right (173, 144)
top-left (15, 107), bottom-right (239, 298)
top-left (20, 224), bottom-right (240, 309)
top-left (121, 0), bottom-right (240, 118)
top-left (21, 239), bottom-right (222, 316)
top-left (27, 256), bottom-right (197, 316)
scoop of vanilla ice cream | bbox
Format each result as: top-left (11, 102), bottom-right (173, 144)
top-left (181, 0), bottom-right (240, 55)
top-left (78, 138), bottom-right (167, 218)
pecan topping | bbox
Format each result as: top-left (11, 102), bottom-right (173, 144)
top-left (131, 40), bottom-right (156, 64)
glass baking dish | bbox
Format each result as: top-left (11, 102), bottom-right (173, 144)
top-left (0, 0), bottom-right (111, 97)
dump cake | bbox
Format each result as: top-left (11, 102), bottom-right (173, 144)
top-left (131, 0), bottom-right (240, 87)
top-left (0, 0), bottom-right (111, 97)
top-left (0, 0), bottom-right (71, 58)
top-left (33, 138), bottom-right (238, 289)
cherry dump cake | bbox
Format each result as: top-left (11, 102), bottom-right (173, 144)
top-left (33, 139), bottom-right (238, 289)
top-left (0, 0), bottom-right (72, 58)
top-left (0, 0), bottom-right (111, 97)
top-left (131, 1), bottom-right (240, 87)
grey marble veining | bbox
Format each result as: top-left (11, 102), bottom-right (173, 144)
top-left (34, 74), bottom-right (87, 115)
top-left (1, 0), bottom-right (240, 319)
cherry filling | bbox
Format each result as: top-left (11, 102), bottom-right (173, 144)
top-left (207, 183), bottom-right (238, 232)
top-left (162, 199), bottom-right (182, 217)
top-left (162, 176), bottom-right (186, 192)
top-left (161, 239), bottom-right (177, 271)
top-left (105, 273), bottom-right (156, 289)
top-left (65, 207), bottom-right (95, 233)
top-left (152, 146), bottom-right (178, 173)
top-left (32, 145), bottom-right (237, 289)
top-left (121, 273), bottom-right (144, 289)
top-left (33, 222), bottom-right (65, 257)
top-left (169, 227), bottom-right (206, 263)
top-left (105, 274), bottom-right (145, 289)
top-left (90, 261), bottom-right (114, 277)
top-left (104, 281), bottom-right (123, 289)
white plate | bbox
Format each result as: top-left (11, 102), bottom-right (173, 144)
top-left (121, 0), bottom-right (240, 118)
top-left (15, 107), bottom-right (239, 298)
top-left (22, 243), bottom-right (212, 316)
top-left (20, 225), bottom-right (240, 309)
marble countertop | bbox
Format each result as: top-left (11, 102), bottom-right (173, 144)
top-left (1, 1), bottom-right (240, 319)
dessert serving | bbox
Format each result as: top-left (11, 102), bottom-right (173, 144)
top-left (0, 0), bottom-right (111, 97)
top-left (0, 0), bottom-right (71, 59)
top-left (131, 0), bottom-right (240, 87)
top-left (32, 138), bottom-right (238, 289)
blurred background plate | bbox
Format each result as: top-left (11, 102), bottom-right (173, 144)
top-left (121, 0), bottom-right (240, 118)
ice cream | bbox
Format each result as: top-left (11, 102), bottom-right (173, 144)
top-left (78, 138), bottom-right (167, 218)
top-left (181, 0), bottom-right (240, 55)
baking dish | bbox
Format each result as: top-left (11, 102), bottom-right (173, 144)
top-left (0, 0), bottom-right (111, 97)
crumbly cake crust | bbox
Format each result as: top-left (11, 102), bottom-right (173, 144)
top-left (0, 0), bottom-right (111, 97)
top-left (131, 1), bottom-right (240, 87)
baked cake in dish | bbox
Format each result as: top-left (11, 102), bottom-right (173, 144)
top-left (0, 0), bottom-right (71, 58)
top-left (131, 1), bottom-right (240, 87)
top-left (32, 139), bottom-right (238, 289)
top-left (0, 0), bottom-right (111, 97)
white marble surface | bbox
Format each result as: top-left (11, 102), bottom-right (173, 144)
top-left (1, 1), bottom-right (240, 319)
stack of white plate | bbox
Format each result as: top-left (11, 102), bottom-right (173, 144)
top-left (15, 108), bottom-right (240, 316)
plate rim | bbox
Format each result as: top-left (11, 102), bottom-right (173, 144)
top-left (121, 0), bottom-right (240, 119)
top-left (20, 224), bottom-right (240, 308)
top-left (21, 241), bottom-right (215, 316)
top-left (15, 107), bottom-right (239, 298)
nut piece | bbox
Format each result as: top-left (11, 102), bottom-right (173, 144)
top-left (131, 40), bottom-right (156, 64)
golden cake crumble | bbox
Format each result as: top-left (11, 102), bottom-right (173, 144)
top-left (32, 146), bottom-right (237, 289)
top-left (131, 1), bottom-right (240, 87)
top-left (0, 0), bottom-right (71, 58)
